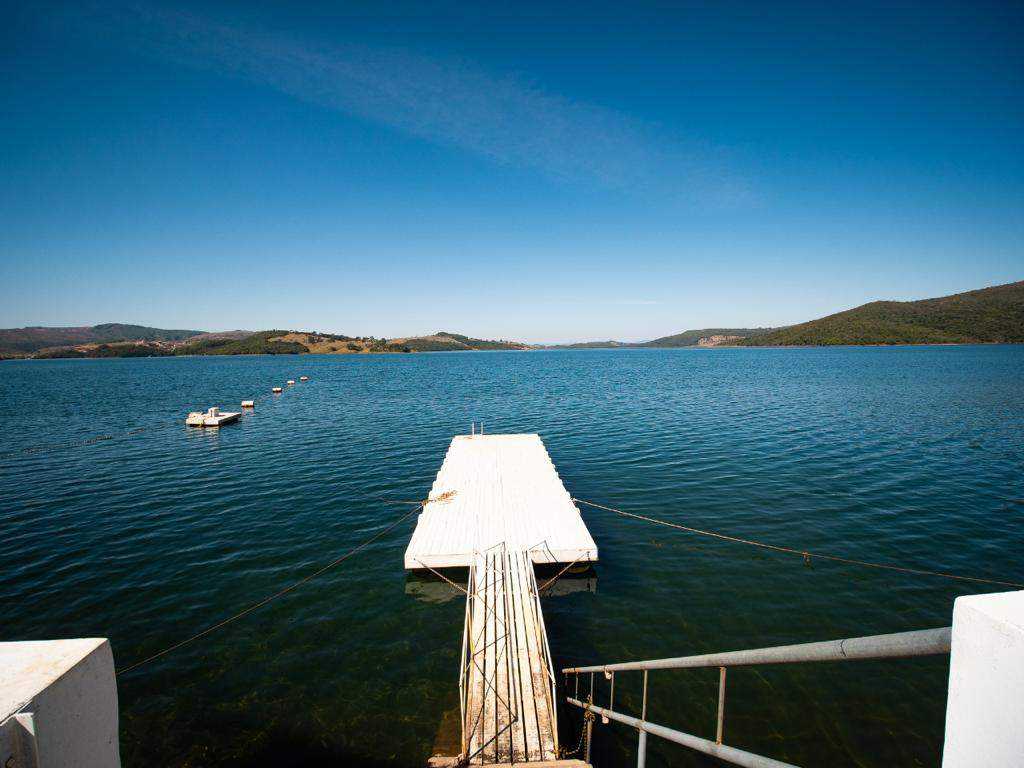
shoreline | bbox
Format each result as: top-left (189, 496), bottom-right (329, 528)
top-left (5, 341), bottom-right (1023, 361)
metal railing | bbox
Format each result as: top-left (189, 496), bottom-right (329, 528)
top-left (458, 566), bottom-right (471, 756)
top-left (533, 584), bottom-right (561, 745)
top-left (563, 626), bottom-right (952, 768)
top-left (459, 554), bottom-right (491, 760)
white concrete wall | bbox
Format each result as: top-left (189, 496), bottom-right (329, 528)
top-left (942, 590), bottom-right (1024, 768)
top-left (0, 638), bottom-right (120, 768)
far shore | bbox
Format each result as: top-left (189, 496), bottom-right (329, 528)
top-left (7, 340), bottom-right (1023, 362)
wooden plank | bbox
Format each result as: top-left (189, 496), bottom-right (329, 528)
top-left (495, 551), bottom-right (513, 762)
top-left (518, 552), bottom-right (557, 760)
top-left (465, 553), bottom-right (487, 762)
top-left (504, 550), bottom-right (533, 763)
top-left (509, 550), bottom-right (543, 761)
top-left (481, 552), bottom-right (496, 763)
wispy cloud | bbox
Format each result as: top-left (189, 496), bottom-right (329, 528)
top-left (548, 298), bottom-right (663, 308)
top-left (67, 3), bottom-right (751, 199)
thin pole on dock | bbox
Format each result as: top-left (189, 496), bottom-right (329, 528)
top-left (585, 672), bottom-right (595, 763)
top-left (585, 709), bottom-right (593, 764)
top-left (638, 669), bottom-right (649, 768)
top-left (716, 667), bottom-right (727, 744)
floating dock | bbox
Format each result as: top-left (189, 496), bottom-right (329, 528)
top-left (185, 407), bottom-right (241, 427)
top-left (407, 433), bottom-right (597, 766)
top-left (405, 434), bottom-right (597, 570)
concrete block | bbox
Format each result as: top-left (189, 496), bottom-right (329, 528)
top-left (942, 590), bottom-right (1024, 767)
top-left (0, 638), bottom-right (120, 768)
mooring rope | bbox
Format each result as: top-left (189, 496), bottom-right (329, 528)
top-left (116, 500), bottom-right (424, 676)
top-left (0, 421), bottom-right (179, 460)
top-left (414, 558), bottom-right (470, 596)
top-left (537, 552), bottom-right (592, 593)
top-left (572, 497), bottom-right (1024, 590)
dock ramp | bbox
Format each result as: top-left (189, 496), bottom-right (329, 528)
top-left (462, 548), bottom-right (558, 763)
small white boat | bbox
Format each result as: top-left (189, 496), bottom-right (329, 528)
top-left (287, 380), bottom-right (296, 386)
top-left (299, 376), bottom-right (309, 381)
top-left (272, 386), bottom-right (283, 393)
top-left (186, 407), bottom-right (241, 427)
top-left (241, 400), bottom-right (255, 408)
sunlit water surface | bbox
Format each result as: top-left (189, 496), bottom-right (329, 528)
top-left (2, 347), bottom-right (1022, 767)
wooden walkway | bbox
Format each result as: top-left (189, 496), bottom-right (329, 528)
top-left (462, 548), bottom-right (558, 764)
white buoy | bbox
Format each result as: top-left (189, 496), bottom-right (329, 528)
top-left (272, 386), bottom-right (283, 393)
top-left (241, 400), bottom-right (255, 408)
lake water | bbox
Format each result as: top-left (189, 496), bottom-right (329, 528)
top-left (2, 347), bottom-right (1023, 767)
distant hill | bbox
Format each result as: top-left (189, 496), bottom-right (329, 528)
top-left (175, 331), bottom-right (309, 356)
top-left (241, 330), bottom-right (528, 355)
top-left (394, 332), bottom-right (530, 352)
top-left (546, 329), bottom-right (768, 349)
top-left (182, 330), bottom-right (253, 343)
top-left (546, 340), bottom-right (633, 349)
top-left (7, 281), bottom-right (1021, 359)
top-left (2, 326), bottom-right (530, 358)
top-left (643, 328), bottom-right (771, 347)
top-left (0, 323), bottom-right (203, 356)
top-left (740, 280), bottom-right (1024, 346)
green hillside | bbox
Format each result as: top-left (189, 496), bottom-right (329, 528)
top-left (2, 326), bottom-right (529, 358)
top-left (741, 280), bottom-right (1024, 346)
top-left (643, 328), bottom-right (770, 347)
top-left (0, 323), bottom-right (203, 355)
top-left (545, 340), bottom-right (632, 349)
top-left (401, 332), bottom-right (529, 352)
top-left (174, 331), bottom-right (308, 356)
top-left (548, 330), bottom-right (767, 349)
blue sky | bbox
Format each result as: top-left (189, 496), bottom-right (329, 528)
top-left (1, 1), bottom-right (1022, 342)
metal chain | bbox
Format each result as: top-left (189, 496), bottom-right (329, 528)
top-left (560, 708), bottom-right (595, 758)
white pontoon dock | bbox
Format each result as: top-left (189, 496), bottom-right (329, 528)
top-left (405, 434), bottom-right (597, 570)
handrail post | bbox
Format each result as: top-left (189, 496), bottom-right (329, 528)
top-left (638, 669), bottom-right (649, 767)
top-left (641, 669), bottom-right (648, 720)
top-left (716, 666), bottom-right (726, 744)
top-left (584, 692), bottom-right (594, 764)
top-left (585, 671), bottom-right (595, 762)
